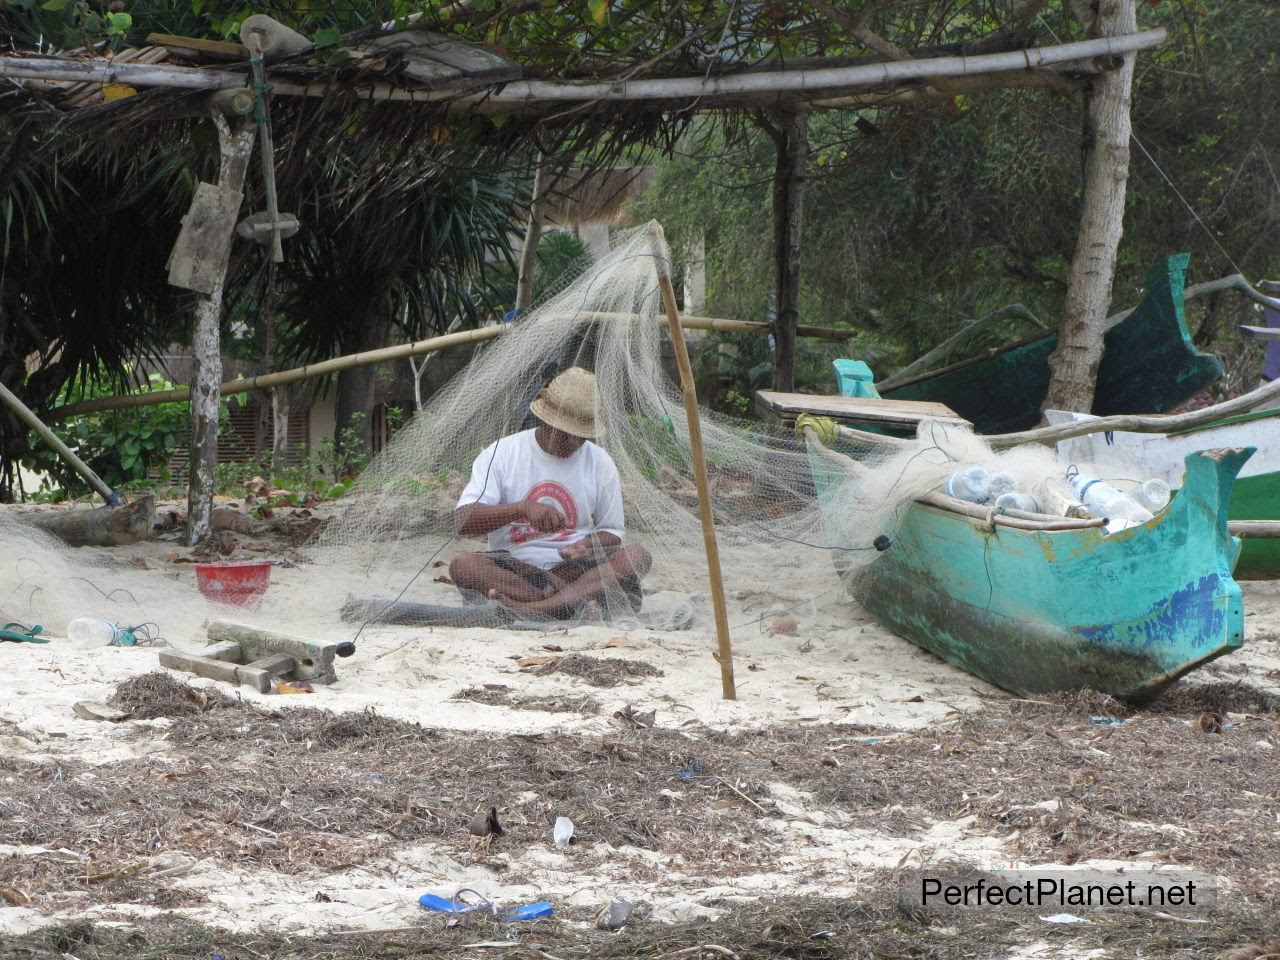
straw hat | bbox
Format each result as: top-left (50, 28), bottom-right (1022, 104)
top-left (530, 367), bottom-right (601, 439)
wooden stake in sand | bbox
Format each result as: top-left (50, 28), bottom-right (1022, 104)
top-left (648, 222), bottom-right (736, 701)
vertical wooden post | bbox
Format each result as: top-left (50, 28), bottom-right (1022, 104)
top-left (515, 154), bottom-right (548, 314)
top-left (648, 222), bottom-right (737, 701)
top-left (766, 109), bottom-right (808, 393)
top-left (188, 114), bottom-right (255, 547)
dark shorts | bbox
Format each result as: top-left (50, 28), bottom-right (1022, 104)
top-left (487, 547), bottom-right (643, 611)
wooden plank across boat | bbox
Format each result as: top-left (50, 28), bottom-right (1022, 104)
top-left (881, 255), bottom-right (1223, 433)
top-left (1048, 407), bottom-right (1280, 579)
top-left (791, 406), bottom-right (1250, 700)
top-left (755, 391), bottom-right (969, 432)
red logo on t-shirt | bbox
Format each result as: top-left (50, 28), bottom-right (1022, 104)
top-left (510, 480), bottom-right (579, 544)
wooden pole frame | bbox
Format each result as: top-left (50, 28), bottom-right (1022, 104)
top-left (46, 312), bottom-right (851, 421)
top-left (648, 222), bottom-right (737, 701)
top-left (0, 29), bottom-right (1166, 104)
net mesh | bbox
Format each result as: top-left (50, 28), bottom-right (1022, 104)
top-left (1, 221), bottom-right (1071, 653)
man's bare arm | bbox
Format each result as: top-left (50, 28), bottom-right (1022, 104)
top-left (454, 500), bottom-right (566, 536)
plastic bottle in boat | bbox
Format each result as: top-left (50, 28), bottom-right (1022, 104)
top-left (994, 491), bottom-right (1042, 514)
top-left (1035, 476), bottom-right (1090, 519)
top-left (1132, 478), bottom-right (1171, 514)
top-left (986, 473), bottom-right (1017, 501)
top-left (66, 618), bottom-right (122, 649)
top-left (1068, 475), bottom-right (1154, 531)
top-left (945, 466), bottom-right (991, 504)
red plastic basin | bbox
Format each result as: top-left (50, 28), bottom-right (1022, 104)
top-left (195, 561), bottom-right (273, 607)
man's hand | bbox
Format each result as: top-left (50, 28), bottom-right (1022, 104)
top-left (523, 500), bottom-right (565, 532)
top-left (558, 538), bottom-right (592, 561)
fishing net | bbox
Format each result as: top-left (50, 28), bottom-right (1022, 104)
top-left (0, 221), bottom-right (1068, 656)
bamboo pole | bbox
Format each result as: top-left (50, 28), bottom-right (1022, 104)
top-left (649, 223), bottom-right (736, 701)
top-left (0, 381), bottom-right (121, 505)
top-left (554, 312), bottom-right (853, 341)
top-left (1229, 521), bottom-right (1280, 539)
top-left (0, 29), bottom-right (1166, 104)
top-left (46, 312), bottom-right (849, 421)
top-left (243, 31), bottom-right (285, 263)
top-left (987, 376), bottom-right (1280, 449)
top-left (48, 325), bottom-right (508, 420)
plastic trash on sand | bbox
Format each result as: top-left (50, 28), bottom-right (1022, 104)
top-left (419, 889), bottom-right (553, 922)
top-left (553, 816), bottom-right (575, 846)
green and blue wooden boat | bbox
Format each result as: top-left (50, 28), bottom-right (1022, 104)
top-left (804, 428), bottom-right (1250, 700)
top-left (881, 255), bottom-right (1223, 434)
top-left (1048, 407), bottom-right (1280, 580)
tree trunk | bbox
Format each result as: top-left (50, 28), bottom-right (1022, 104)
top-left (1041, 0), bottom-right (1137, 415)
top-left (187, 116), bottom-right (255, 547)
top-left (334, 311), bottom-right (391, 467)
top-left (515, 155), bottom-right (548, 314)
top-left (24, 496), bottom-right (156, 547)
top-left (767, 110), bottom-right (808, 392)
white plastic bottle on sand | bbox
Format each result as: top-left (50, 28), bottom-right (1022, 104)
top-left (946, 466), bottom-right (991, 504)
top-left (1069, 475), bottom-right (1154, 531)
top-left (1132, 478), bottom-right (1171, 514)
top-left (66, 618), bottom-right (120, 649)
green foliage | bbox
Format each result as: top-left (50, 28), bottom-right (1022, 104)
top-left (21, 374), bottom-right (190, 497)
top-left (632, 1), bottom-right (1280, 391)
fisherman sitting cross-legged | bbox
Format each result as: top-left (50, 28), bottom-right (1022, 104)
top-left (449, 367), bottom-right (651, 618)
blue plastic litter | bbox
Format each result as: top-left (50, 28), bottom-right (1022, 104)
top-left (419, 892), bottom-right (553, 922)
top-left (1088, 716), bottom-right (1125, 727)
top-left (502, 901), bottom-right (554, 922)
top-left (677, 758), bottom-right (707, 779)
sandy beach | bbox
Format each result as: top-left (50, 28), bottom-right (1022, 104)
top-left (2, 514), bottom-right (1279, 958)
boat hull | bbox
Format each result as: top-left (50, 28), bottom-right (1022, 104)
top-left (883, 256), bottom-right (1223, 433)
top-left (817, 448), bottom-right (1250, 700)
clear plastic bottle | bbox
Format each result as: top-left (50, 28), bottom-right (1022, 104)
top-left (994, 491), bottom-right (1042, 514)
top-left (1069, 475), bottom-right (1154, 531)
top-left (66, 618), bottom-right (120, 649)
top-left (946, 466), bottom-right (991, 504)
top-left (1035, 476), bottom-right (1090, 519)
top-left (986, 473), bottom-right (1017, 501)
top-left (1132, 478), bottom-right (1171, 514)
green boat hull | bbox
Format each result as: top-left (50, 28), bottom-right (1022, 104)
top-left (1231, 472), bottom-right (1280, 579)
top-left (883, 255), bottom-right (1223, 434)
top-left (813, 448), bottom-right (1250, 700)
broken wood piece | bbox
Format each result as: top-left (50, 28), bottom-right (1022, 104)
top-left (157, 650), bottom-right (242, 686)
top-left (197, 640), bottom-right (242, 662)
top-left (236, 212), bottom-right (301, 243)
top-left (21, 496), bottom-right (156, 546)
top-left (240, 15), bottom-right (311, 59)
top-left (73, 701), bottom-right (129, 722)
top-left (168, 181), bottom-right (245, 294)
top-left (145, 33), bottom-right (250, 59)
top-left (211, 506), bottom-right (254, 534)
top-left (207, 620), bottom-right (339, 683)
top-left (235, 654), bottom-right (296, 694)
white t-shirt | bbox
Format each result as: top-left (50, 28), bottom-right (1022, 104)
top-left (457, 429), bottom-right (625, 570)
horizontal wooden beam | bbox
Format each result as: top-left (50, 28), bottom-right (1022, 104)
top-left (2, 29), bottom-right (1167, 112)
top-left (45, 311), bottom-right (844, 419)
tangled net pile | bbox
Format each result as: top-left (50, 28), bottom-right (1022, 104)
top-left (0, 222), bottom-right (1066, 645)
